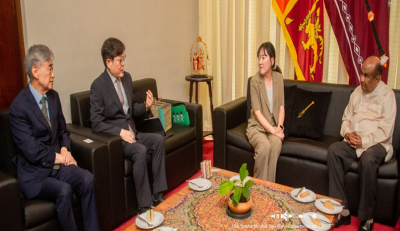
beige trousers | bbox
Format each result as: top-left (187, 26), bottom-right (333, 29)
top-left (248, 132), bottom-right (282, 182)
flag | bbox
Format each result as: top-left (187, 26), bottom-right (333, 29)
top-left (272, 0), bottom-right (324, 82)
top-left (324, 0), bottom-right (390, 85)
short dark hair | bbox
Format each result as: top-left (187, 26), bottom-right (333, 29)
top-left (101, 38), bottom-right (125, 67)
top-left (257, 42), bottom-right (282, 74)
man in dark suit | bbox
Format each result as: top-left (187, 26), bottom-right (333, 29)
top-left (9, 45), bottom-right (99, 231)
top-left (90, 38), bottom-right (167, 214)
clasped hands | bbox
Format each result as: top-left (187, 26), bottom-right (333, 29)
top-left (269, 126), bottom-right (284, 141)
top-left (345, 131), bottom-right (362, 149)
top-left (55, 147), bottom-right (77, 166)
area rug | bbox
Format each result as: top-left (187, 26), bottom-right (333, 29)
top-left (158, 173), bottom-right (317, 230)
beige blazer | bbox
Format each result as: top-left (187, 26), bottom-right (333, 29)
top-left (246, 71), bottom-right (285, 139)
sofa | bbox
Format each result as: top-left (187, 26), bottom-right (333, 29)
top-left (67, 78), bottom-right (203, 229)
top-left (0, 109), bottom-right (111, 231)
top-left (214, 79), bottom-right (400, 226)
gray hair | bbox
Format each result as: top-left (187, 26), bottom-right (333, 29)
top-left (24, 44), bottom-right (54, 81)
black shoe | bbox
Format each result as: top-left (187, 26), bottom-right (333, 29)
top-left (358, 220), bottom-right (374, 231)
top-left (335, 214), bottom-right (351, 228)
top-left (152, 193), bottom-right (166, 207)
top-left (138, 206), bottom-right (150, 215)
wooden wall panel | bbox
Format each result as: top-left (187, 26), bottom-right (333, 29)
top-left (0, 0), bottom-right (25, 109)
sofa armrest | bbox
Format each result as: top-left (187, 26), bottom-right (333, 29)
top-left (163, 99), bottom-right (203, 168)
top-left (69, 133), bottom-right (111, 231)
top-left (67, 124), bottom-right (125, 228)
top-left (213, 97), bottom-right (247, 169)
top-left (0, 171), bottom-right (23, 231)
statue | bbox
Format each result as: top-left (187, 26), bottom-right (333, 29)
top-left (190, 36), bottom-right (209, 77)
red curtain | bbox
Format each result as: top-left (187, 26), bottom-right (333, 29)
top-left (324, 0), bottom-right (390, 85)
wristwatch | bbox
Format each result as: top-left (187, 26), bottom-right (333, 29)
top-left (279, 125), bottom-right (284, 130)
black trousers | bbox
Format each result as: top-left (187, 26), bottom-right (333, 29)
top-left (35, 165), bottom-right (99, 231)
top-left (123, 132), bottom-right (168, 207)
top-left (327, 141), bottom-right (386, 221)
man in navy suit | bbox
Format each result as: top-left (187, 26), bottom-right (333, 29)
top-left (9, 45), bottom-right (99, 231)
top-left (90, 38), bottom-right (167, 214)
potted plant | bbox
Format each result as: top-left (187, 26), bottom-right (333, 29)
top-left (218, 163), bottom-right (254, 214)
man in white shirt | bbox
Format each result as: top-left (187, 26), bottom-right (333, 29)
top-left (328, 56), bottom-right (396, 231)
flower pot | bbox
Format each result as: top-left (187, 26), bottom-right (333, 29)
top-left (228, 195), bottom-right (252, 215)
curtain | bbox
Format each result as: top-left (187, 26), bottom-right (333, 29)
top-left (199, 0), bottom-right (399, 131)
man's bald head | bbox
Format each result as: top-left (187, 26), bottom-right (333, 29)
top-left (364, 56), bottom-right (382, 79)
top-left (360, 56), bottom-right (382, 93)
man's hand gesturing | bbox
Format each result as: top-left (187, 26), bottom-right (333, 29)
top-left (145, 90), bottom-right (154, 111)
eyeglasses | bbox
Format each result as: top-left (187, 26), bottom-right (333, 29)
top-left (114, 54), bottom-right (126, 64)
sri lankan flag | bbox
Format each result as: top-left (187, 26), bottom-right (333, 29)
top-left (272, 0), bottom-right (324, 82)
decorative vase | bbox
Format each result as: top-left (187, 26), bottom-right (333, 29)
top-left (228, 194), bottom-right (252, 215)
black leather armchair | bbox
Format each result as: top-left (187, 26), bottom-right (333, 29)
top-left (0, 109), bottom-right (111, 231)
top-left (68, 78), bottom-right (203, 228)
top-left (214, 79), bottom-right (400, 226)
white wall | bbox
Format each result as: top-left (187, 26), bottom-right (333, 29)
top-left (21, 0), bottom-right (198, 123)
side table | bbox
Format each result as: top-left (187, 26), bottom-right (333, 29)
top-left (185, 75), bottom-right (214, 126)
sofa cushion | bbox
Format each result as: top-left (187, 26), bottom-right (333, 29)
top-left (283, 85), bottom-right (297, 139)
top-left (287, 88), bottom-right (332, 140)
top-left (226, 122), bottom-right (253, 152)
top-left (165, 124), bottom-right (195, 153)
top-left (281, 136), bottom-right (342, 165)
top-left (348, 157), bottom-right (398, 179)
top-left (23, 195), bottom-right (80, 229)
top-left (23, 199), bottom-right (57, 229)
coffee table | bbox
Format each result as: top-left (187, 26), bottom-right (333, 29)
top-left (125, 168), bottom-right (340, 230)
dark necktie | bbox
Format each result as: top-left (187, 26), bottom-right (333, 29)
top-left (40, 96), bottom-right (51, 127)
top-left (41, 96), bottom-right (60, 170)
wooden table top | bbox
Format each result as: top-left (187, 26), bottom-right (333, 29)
top-left (125, 168), bottom-right (340, 231)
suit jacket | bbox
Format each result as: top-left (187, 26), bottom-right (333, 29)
top-left (9, 86), bottom-right (71, 199)
top-left (90, 70), bottom-right (149, 137)
top-left (246, 71), bottom-right (285, 138)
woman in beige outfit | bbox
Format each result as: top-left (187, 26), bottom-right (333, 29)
top-left (246, 42), bottom-right (285, 182)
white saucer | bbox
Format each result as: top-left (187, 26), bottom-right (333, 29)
top-left (315, 198), bottom-right (343, 214)
top-left (188, 178), bottom-right (212, 191)
top-left (152, 227), bottom-right (177, 231)
top-left (300, 212), bottom-right (331, 231)
top-left (229, 175), bottom-right (252, 186)
top-left (135, 211), bottom-right (164, 230)
top-left (290, 188), bottom-right (316, 203)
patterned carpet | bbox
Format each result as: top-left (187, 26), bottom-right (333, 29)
top-left (159, 173), bottom-right (317, 230)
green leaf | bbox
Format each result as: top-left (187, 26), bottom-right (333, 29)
top-left (239, 163), bottom-right (249, 182)
top-left (218, 181), bottom-right (234, 195)
top-left (232, 187), bottom-right (242, 206)
top-left (242, 187), bottom-right (250, 200)
top-left (244, 179), bottom-right (254, 189)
